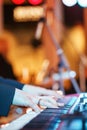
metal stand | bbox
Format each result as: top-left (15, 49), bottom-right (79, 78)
top-left (45, 22), bottom-right (81, 94)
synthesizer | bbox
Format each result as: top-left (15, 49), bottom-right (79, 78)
top-left (0, 93), bottom-right (87, 130)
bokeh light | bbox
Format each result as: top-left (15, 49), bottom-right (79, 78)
top-left (78, 0), bottom-right (87, 7)
top-left (62, 0), bottom-right (77, 7)
top-left (11, 0), bottom-right (25, 5)
top-left (28, 0), bottom-right (43, 5)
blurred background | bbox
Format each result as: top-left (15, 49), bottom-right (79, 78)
top-left (0, 0), bottom-right (87, 94)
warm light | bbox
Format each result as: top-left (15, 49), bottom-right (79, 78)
top-left (22, 68), bottom-right (29, 80)
top-left (69, 25), bottom-right (86, 54)
top-left (13, 6), bottom-right (44, 22)
top-left (62, 0), bottom-right (77, 7)
top-left (28, 0), bottom-right (43, 5)
top-left (77, 0), bottom-right (87, 7)
top-left (11, 0), bottom-right (25, 5)
top-left (36, 60), bottom-right (49, 83)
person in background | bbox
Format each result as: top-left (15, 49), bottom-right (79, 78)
top-left (0, 38), bottom-right (16, 79)
top-left (0, 77), bottom-right (64, 117)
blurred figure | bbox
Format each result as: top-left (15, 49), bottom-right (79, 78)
top-left (0, 36), bottom-right (16, 79)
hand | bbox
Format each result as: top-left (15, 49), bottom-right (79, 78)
top-left (12, 88), bottom-right (41, 113)
top-left (23, 84), bottom-right (63, 99)
top-left (12, 88), bottom-right (64, 113)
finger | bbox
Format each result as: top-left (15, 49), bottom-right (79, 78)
top-left (39, 96), bottom-right (58, 106)
top-left (57, 102), bottom-right (64, 107)
top-left (42, 89), bottom-right (64, 99)
top-left (25, 98), bottom-right (41, 113)
top-left (38, 95), bottom-right (65, 107)
top-left (56, 90), bottom-right (63, 95)
top-left (29, 102), bottom-right (41, 113)
top-left (39, 99), bottom-right (58, 108)
top-left (48, 97), bottom-right (64, 107)
top-left (40, 96), bottom-right (64, 107)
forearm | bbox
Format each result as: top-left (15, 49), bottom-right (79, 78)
top-left (0, 84), bottom-right (15, 116)
top-left (0, 77), bottom-right (24, 90)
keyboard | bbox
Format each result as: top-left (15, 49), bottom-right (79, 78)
top-left (1, 93), bottom-right (87, 130)
top-left (21, 94), bottom-right (78, 130)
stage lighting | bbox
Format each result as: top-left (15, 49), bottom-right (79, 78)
top-left (11, 0), bottom-right (25, 5)
top-left (62, 0), bottom-right (77, 7)
top-left (28, 0), bottom-right (43, 5)
top-left (77, 0), bottom-right (87, 7)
